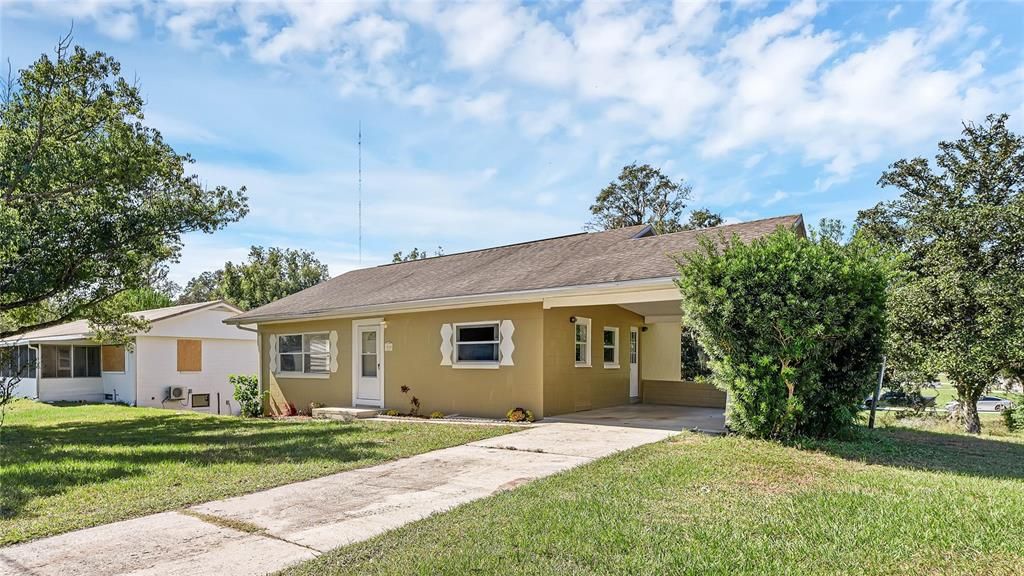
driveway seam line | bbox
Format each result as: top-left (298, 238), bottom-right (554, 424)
top-left (177, 510), bottom-right (324, 555)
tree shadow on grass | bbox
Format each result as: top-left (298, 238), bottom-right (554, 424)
top-left (0, 413), bottom-right (420, 521)
top-left (810, 427), bottom-right (1024, 481)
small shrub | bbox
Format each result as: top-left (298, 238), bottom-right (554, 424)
top-left (400, 385), bottom-right (421, 416)
top-left (230, 374), bottom-right (263, 418)
top-left (429, 411), bottom-right (445, 419)
top-left (1002, 404), bottom-right (1024, 432)
top-left (384, 409), bottom-right (400, 417)
top-left (506, 407), bottom-right (535, 423)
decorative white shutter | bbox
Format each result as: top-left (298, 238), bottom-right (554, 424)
top-left (440, 324), bottom-right (453, 366)
top-left (499, 320), bottom-right (515, 366)
top-left (329, 330), bottom-right (339, 373)
top-left (268, 334), bottom-right (278, 373)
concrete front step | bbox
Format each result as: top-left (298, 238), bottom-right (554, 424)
top-left (312, 406), bottom-right (380, 421)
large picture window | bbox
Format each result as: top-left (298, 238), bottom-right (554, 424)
top-left (574, 317), bottom-right (591, 367)
top-left (278, 333), bottom-right (330, 374)
top-left (40, 345), bottom-right (100, 378)
top-left (454, 323), bottom-right (499, 365)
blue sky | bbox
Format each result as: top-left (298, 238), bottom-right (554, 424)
top-left (3, 0), bottom-right (1023, 285)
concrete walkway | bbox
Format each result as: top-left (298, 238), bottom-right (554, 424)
top-left (0, 422), bottom-right (678, 576)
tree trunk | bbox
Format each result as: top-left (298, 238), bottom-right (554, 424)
top-left (960, 399), bottom-right (981, 434)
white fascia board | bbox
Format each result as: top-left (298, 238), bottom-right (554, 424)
top-left (542, 287), bottom-right (681, 309)
top-left (228, 277), bottom-right (679, 326)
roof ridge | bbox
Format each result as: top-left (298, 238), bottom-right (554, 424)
top-left (375, 225), bottom-right (647, 268)
top-left (636, 214), bottom-right (803, 240)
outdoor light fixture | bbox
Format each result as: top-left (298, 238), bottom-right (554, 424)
top-left (641, 326), bottom-right (649, 332)
top-left (569, 316), bottom-right (577, 324)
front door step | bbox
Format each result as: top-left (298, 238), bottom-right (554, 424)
top-left (312, 406), bottom-right (380, 421)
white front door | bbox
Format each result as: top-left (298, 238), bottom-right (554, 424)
top-left (629, 327), bottom-right (639, 398)
top-left (355, 324), bottom-right (382, 406)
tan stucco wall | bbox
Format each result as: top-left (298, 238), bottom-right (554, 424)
top-left (543, 305), bottom-right (644, 416)
top-left (259, 318), bottom-right (353, 415)
top-left (641, 321), bottom-right (683, 382)
top-left (257, 303), bottom-right (544, 419)
top-left (383, 303), bottom-right (544, 419)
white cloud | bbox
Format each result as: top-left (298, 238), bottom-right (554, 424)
top-left (454, 92), bottom-right (508, 122)
top-left (247, 2), bottom-right (367, 63)
top-left (434, 1), bottom-right (527, 70)
top-left (10, 0), bottom-right (1018, 188)
top-left (350, 14), bottom-right (407, 62)
top-left (13, 0), bottom-right (140, 40)
top-left (762, 190), bottom-right (789, 206)
top-left (518, 102), bottom-right (572, 138)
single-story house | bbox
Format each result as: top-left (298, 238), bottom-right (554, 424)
top-left (225, 215), bottom-right (805, 419)
top-left (3, 300), bottom-right (257, 414)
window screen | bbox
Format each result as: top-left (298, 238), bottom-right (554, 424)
top-left (455, 324), bottom-right (499, 363)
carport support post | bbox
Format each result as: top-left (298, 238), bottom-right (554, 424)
top-left (868, 355), bottom-right (886, 429)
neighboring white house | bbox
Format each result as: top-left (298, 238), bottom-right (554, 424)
top-left (2, 301), bottom-right (257, 415)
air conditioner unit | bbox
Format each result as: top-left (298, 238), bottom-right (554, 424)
top-left (168, 386), bottom-right (188, 401)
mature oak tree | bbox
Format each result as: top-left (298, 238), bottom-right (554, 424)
top-left (0, 35), bottom-right (248, 341)
top-left (587, 163), bottom-right (691, 234)
top-left (681, 208), bottom-right (724, 230)
top-left (856, 114), bottom-right (1024, 433)
top-left (181, 246), bottom-right (329, 310)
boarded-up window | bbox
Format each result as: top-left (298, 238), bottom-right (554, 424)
top-left (102, 345), bottom-right (126, 373)
top-left (176, 339), bottom-right (202, 372)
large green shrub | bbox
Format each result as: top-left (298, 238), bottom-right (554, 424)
top-left (677, 228), bottom-right (886, 439)
top-left (230, 374), bottom-right (263, 418)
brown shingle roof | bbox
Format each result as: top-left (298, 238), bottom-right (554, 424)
top-left (230, 214), bottom-right (804, 323)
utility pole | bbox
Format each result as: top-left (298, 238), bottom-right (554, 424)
top-left (868, 354), bottom-right (886, 429)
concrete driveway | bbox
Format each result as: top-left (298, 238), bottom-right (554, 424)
top-left (0, 421), bottom-right (679, 576)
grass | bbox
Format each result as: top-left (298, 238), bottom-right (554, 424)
top-left (281, 417), bottom-right (1024, 576)
top-left (0, 400), bottom-right (515, 546)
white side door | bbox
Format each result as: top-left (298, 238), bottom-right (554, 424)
top-left (355, 324), bottom-right (382, 406)
top-left (629, 327), bottom-right (639, 398)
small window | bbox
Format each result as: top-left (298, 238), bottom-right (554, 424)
top-left (455, 323), bottom-right (499, 365)
top-left (277, 333), bottom-right (330, 374)
top-left (574, 317), bottom-right (591, 367)
top-left (177, 339), bottom-right (203, 372)
top-left (191, 393), bottom-right (211, 408)
top-left (603, 327), bottom-right (619, 368)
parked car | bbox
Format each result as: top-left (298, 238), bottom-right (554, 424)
top-left (945, 396), bottom-right (1016, 412)
top-left (864, 390), bottom-right (937, 409)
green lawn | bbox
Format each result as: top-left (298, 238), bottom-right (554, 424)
top-left (281, 418), bottom-right (1024, 576)
top-left (0, 400), bottom-right (514, 546)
